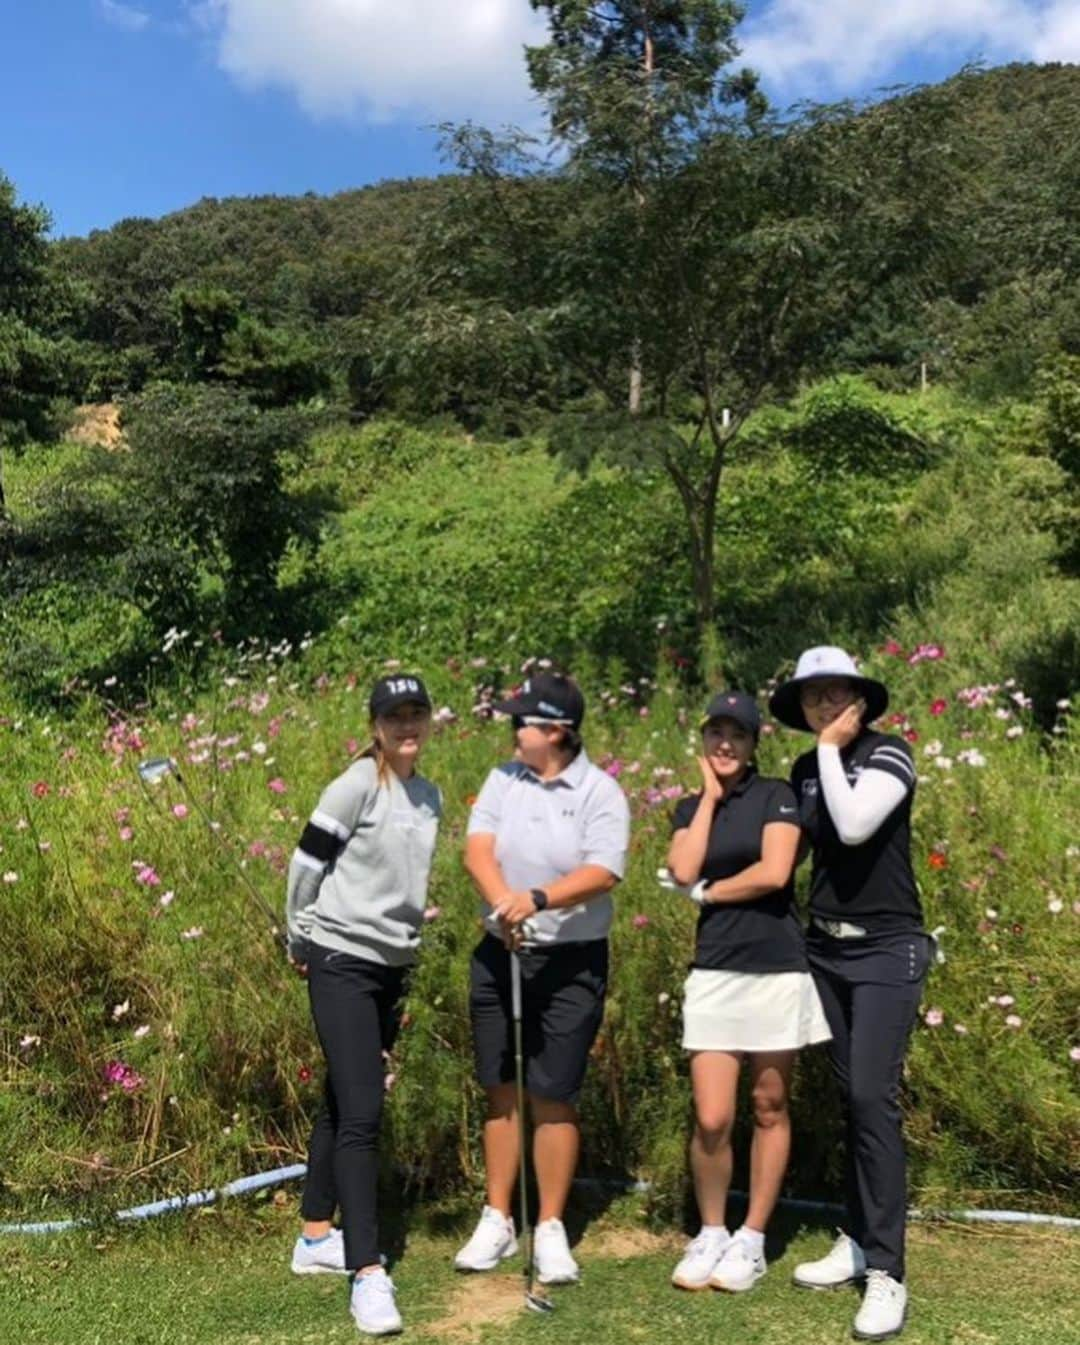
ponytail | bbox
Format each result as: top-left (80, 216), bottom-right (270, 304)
top-left (359, 737), bottom-right (392, 787)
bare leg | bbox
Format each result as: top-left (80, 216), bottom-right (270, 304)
top-left (689, 1051), bottom-right (741, 1227)
top-left (482, 1083), bottom-right (520, 1217)
top-left (301, 1219), bottom-right (333, 1238)
top-left (531, 1096), bottom-right (580, 1223)
top-left (745, 1051), bottom-right (796, 1233)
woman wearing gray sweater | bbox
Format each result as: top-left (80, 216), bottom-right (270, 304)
top-left (285, 674), bottom-right (441, 1338)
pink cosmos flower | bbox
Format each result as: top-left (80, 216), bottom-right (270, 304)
top-left (134, 864), bottom-right (161, 887)
top-left (32, 780), bottom-right (49, 798)
top-left (423, 906), bottom-right (441, 922)
top-left (1070, 1047), bottom-right (1080, 1063)
top-left (267, 778), bottom-right (287, 794)
top-left (632, 914), bottom-right (651, 929)
top-left (924, 1008), bottom-right (944, 1027)
top-left (172, 804), bottom-right (188, 820)
top-left (1005, 1015), bottom-right (1022, 1029)
top-left (118, 826), bottom-right (134, 842)
top-left (929, 699), bottom-right (948, 717)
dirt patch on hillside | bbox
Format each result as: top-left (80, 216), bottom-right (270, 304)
top-left (420, 1275), bottom-right (525, 1340)
top-left (68, 403), bottom-right (123, 449)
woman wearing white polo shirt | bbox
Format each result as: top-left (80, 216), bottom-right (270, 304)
top-left (771, 647), bottom-right (930, 1343)
top-left (455, 671), bottom-right (630, 1285)
top-left (664, 691), bottom-right (831, 1296)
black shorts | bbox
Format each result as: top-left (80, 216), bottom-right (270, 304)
top-left (469, 934), bottom-right (608, 1106)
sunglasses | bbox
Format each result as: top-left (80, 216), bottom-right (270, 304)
top-left (799, 683), bottom-right (856, 709)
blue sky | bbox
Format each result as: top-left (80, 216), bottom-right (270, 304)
top-left (2, 1), bottom-right (1077, 238)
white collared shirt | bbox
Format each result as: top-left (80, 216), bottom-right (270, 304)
top-left (467, 751), bottom-right (630, 946)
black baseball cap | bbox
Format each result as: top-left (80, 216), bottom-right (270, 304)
top-left (700, 690), bottom-right (761, 737)
top-left (493, 672), bottom-right (585, 729)
top-left (369, 674), bottom-right (432, 719)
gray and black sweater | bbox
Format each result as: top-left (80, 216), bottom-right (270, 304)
top-left (286, 757), bottom-right (442, 967)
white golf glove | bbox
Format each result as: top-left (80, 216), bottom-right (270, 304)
top-left (656, 867), bottom-right (709, 905)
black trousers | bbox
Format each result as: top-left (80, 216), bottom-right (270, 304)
top-left (300, 943), bottom-right (406, 1272)
top-left (806, 927), bottom-right (932, 1281)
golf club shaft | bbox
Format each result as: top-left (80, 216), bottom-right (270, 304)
top-left (511, 949), bottom-right (533, 1299)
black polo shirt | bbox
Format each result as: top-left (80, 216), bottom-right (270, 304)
top-left (790, 730), bottom-right (922, 930)
top-left (670, 771), bottom-right (806, 974)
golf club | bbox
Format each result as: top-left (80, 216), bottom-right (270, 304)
top-left (137, 756), bottom-right (285, 949)
top-left (511, 948), bottom-right (555, 1315)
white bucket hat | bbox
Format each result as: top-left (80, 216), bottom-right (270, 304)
top-left (768, 646), bottom-right (889, 732)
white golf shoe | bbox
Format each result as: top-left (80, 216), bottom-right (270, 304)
top-left (793, 1231), bottom-right (867, 1290)
top-left (533, 1218), bottom-right (580, 1284)
top-left (709, 1234), bottom-right (766, 1293)
top-left (671, 1226), bottom-right (731, 1290)
top-left (350, 1268), bottom-right (403, 1337)
top-left (454, 1206), bottom-right (518, 1271)
top-left (853, 1270), bottom-right (907, 1341)
top-left (290, 1227), bottom-right (347, 1275)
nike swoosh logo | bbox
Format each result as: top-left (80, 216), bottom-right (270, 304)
top-left (779, 807), bottom-right (797, 814)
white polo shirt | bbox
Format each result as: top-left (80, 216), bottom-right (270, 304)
top-left (467, 751), bottom-right (631, 947)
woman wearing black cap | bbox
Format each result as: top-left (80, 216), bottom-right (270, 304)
top-left (455, 671), bottom-right (630, 1287)
top-left (769, 647), bottom-right (930, 1343)
top-left (664, 690), bottom-right (831, 1296)
top-left (285, 674), bottom-right (441, 1337)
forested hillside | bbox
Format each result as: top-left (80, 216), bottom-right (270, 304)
top-left (44, 63), bottom-right (1080, 411)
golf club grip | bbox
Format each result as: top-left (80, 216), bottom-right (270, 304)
top-left (511, 950), bottom-right (523, 1021)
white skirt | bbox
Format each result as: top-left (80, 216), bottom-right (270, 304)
top-left (682, 968), bottom-right (833, 1053)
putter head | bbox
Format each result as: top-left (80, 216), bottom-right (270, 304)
top-left (525, 1290), bottom-right (555, 1314)
top-left (138, 757), bottom-right (177, 785)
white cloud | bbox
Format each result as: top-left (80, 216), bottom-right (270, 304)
top-left (741, 0), bottom-right (1080, 96)
top-left (100, 0), bottom-right (151, 32)
top-left (1032, 1), bottom-right (1080, 61)
top-left (203, 0), bottom-right (549, 124)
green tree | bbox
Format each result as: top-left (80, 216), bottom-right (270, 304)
top-left (424, 8), bottom-right (971, 672)
top-left (0, 174), bottom-right (70, 513)
top-left (119, 383), bottom-right (309, 624)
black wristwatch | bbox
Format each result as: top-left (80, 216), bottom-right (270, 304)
top-left (530, 888), bottom-right (549, 912)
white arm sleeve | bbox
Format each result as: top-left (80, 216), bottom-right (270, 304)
top-left (817, 744), bottom-right (909, 846)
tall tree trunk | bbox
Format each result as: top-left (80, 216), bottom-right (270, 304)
top-left (629, 21), bottom-right (655, 415)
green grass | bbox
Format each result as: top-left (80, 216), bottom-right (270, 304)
top-left (1, 1195), bottom-right (1077, 1344)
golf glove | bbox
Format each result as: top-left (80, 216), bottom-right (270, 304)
top-left (657, 867), bottom-right (709, 905)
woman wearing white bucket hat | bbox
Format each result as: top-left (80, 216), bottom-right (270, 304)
top-left (770, 647), bottom-right (932, 1343)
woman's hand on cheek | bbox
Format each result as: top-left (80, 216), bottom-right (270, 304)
top-left (818, 699), bottom-right (866, 750)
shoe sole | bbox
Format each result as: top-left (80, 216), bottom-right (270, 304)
top-left (536, 1273), bottom-right (580, 1286)
top-left (852, 1312), bottom-right (907, 1342)
top-left (454, 1244), bottom-right (519, 1273)
top-left (709, 1274), bottom-right (765, 1294)
top-left (291, 1262), bottom-right (347, 1276)
top-left (794, 1275), bottom-right (865, 1291)
top-left (351, 1320), bottom-right (403, 1337)
top-left (671, 1275), bottom-right (714, 1291)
